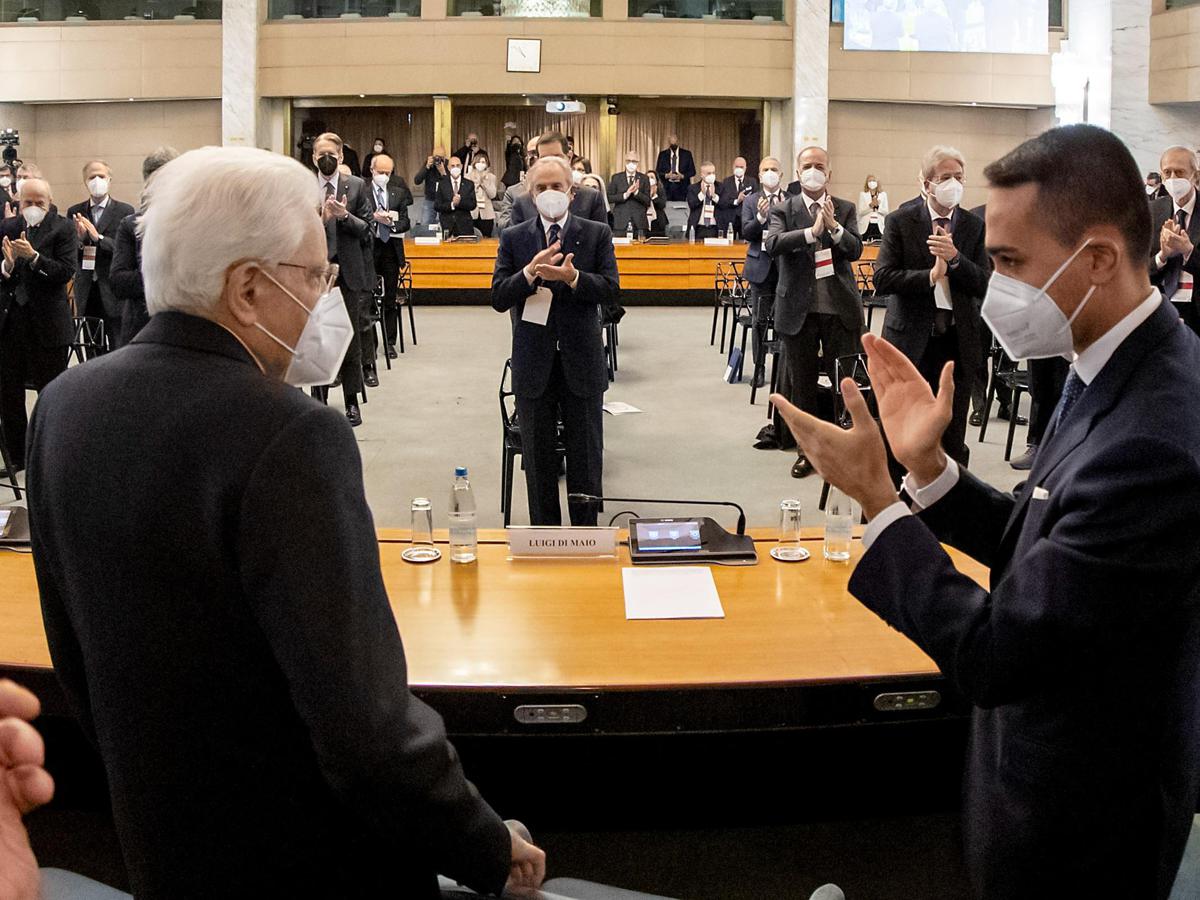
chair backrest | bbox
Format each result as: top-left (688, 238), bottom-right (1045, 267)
top-left (832, 352), bottom-right (876, 426)
top-left (499, 358), bottom-right (517, 433)
top-left (852, 260), bottom-right (874, 295)
top-left (69, 317), bottom-right (106, 364)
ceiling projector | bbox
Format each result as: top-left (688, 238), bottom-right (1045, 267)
top-left (546, 100), bottom-right (586, 114)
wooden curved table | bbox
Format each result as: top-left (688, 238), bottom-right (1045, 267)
top-left (0, 528), bottom-right (986, 735)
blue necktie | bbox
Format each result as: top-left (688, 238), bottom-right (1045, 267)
top-left (375, 187), bottom-right (389, 241)
top-left (547, 223), bottom-right (560, 248)
top-left (1054, 369), bottom-right (1086, 431)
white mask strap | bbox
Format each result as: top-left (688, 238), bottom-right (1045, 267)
top-left (1040, 237), bottom-right (1093, 294)
top-left (252, 267), bottom-right (315, 356)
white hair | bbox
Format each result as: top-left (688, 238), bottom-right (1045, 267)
top-left (141, 146), bottom-right (318, 318)
top-left (921, 145), bottom-right (966, 181)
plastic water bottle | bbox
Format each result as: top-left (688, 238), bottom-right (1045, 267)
top-left (726, 223), bottom-right (734, 241)
top-left (626, 221), bottom-right (634, 242)
top-left (448, 467), bottom-right (477, 563)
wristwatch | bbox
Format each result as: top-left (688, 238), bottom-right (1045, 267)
top-left (948, 254), bottom-right (961, 270)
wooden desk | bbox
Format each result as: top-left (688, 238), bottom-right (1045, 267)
top-left (406, 241), bottom-right (881, 293)
top-left (0, 529), bottom-right (984, 734)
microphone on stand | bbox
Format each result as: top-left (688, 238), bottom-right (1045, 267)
top-left (567, 493), bottom-right (747, 536)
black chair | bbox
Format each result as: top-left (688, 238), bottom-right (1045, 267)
top-left (499, 359), bottom-right (566, 527)
top-left (604, 320), bottom-right (618, 381)
top-left (68, 317), bottom-right (106, 366)
top-left (710, 261), bottom-right (747, 353)
top-left (397, 259), bottom-right (417, 351)
top-left (0, 418), bottom-right (23, 500)
top-left (748, 313), bottom-right (781, 407)
top-left (858, 260), bottom-right (890, 330)
top-left (978, 337), bottom-right (1029, 461)
top-left (368, 275), bottom-right (390, 371)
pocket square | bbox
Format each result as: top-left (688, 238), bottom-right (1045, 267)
top-left (1032, 486), bottom-right (1050, 501)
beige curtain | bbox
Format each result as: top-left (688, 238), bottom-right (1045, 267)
top-left (615, 108), bottom-right (749, 183)
top-left (450, 106), bottom-right (602, 173)
top-left (295, 107), bottom-right (434, 186)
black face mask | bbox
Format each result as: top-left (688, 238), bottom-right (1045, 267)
top-left (316, 154), bottom-right (338, 177)
top-left (670, 142), bottom-right (678, 149)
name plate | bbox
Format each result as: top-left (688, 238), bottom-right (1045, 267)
top-left (611, 236), bottom-right (632, 245)
top-left (414, 236), bottom-right (442, 245)
top-left (507, 526), bottom-right (619, 558)
top-left (704, 237), bottom-right (733, 246)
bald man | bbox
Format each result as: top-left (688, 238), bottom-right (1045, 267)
top-left (366, 153), bottom-right (413, 364)
top-left (718, 156), bottom-right (757, 239)
top-left (0, 178), bottom-right (77, 476)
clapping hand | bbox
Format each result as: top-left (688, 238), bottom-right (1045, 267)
top-left (1161, 219), bottom-right (1193, 260)
top-left (372, 210), bottom-right (392, 226)
top-left (820, 197), bottom-right (838, 233)
top-left (536, 250), bottom-right (577, 284)
top-left (503, 821), bottom-right (546, 898)
top-left (810, 204), bottom-right (826, 238)
top-left (73, 213), bottom-right (99, 242)
top-left (0, 680), bottom-right (55, 900)
top-left (757, 196), bottom-right (770, 218)
top-left (926, 224), bottom-right (957, 262)
top-left (9, 234), bottom-right (34, 261)
top-left (1, 237), bottom-right (13, 270)
top-left (324, 195), bottom-right (349, 221)
top-left (525, 241), bottom-right (562, 281)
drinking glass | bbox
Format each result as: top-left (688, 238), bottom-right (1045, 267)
top-left (402, 497), bottom-right (442, 563)
top-left (823, 488), bottom-right (856, 563)
top-left (771, 498), bottom-right (810, 562)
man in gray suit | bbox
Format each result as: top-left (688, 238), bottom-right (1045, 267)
top-left (765, 146), bottom-right (864, 478)
top-left (312, 132), bottom-right (372, 426)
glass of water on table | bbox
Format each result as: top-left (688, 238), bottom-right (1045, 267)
top-left (823, 487), bottom-right (856, 563)
top-left (771, 498), bottom-right (809, 562)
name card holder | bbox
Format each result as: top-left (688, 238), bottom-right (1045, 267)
top-left (415, 236), bottom-right (442, 245)
top-left (507, 526), bottom-right (620, 559)
top-left (611, 236), bottom-right (633, 245)
top-left (703, 237), bottom-right (733, 246)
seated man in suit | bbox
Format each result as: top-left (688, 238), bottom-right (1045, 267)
top-left (511, 133), bottom-right (607, 227)
top-left (772, 122), bottom-right (1200, 900)
top-left (608, 152), bottom-right (651, 238)
top-left (740, 156), bottom-right (787, 392)
top-left (26, 146), bottom-right (546, 899)
top-left (313, 132), bottom-right (372, 426)
top-left (364, 153), bottom-right (412, 376)
top-left (110, 147), bottom-right (178, 348)
top-left (1149, 144), bottom-right (1200, 335)
top-left (0, 177), bottom-right (77, 478)
top-left (687, 162), bottom-right (723, 241)
top-left (873, 145), bottom-right (989, 468)
top-left (655, 134), bottom-right (696, 203)
top-left (717, 157), bottom-right (756, 239)
top-left (765, 146), bottom-right (864, 478)
top-left (492, 156), bottom-right (620, 527)
top-left (435, 156), bottom-right (477, 238)
top-left (66, 160), bottom-right (135, 352)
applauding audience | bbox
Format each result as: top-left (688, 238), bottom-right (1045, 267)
top-left (66, 161), bottom-right (134, 352)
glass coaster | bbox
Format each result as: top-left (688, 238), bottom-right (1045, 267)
top-left (402, 546), bottom-right (442, 564)
top-left (770, 546), bottom-right (811, 563)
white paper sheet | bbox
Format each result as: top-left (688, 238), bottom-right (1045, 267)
top-left (603, 401), bottom-right (642, 415)
top-left (522, 286), bottom-right (553, 326)
top-left (622, 567), bottom-right (725, 620)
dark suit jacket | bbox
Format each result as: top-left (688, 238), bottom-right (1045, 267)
top-left (740, 189), bottom-right (786, 285)
top-left (453, 145), bottom-right (482, 170)
top-left (654, 147), bottom-right (696, 201)
top-left (320, 173), bottom-right (372, 293)
top-left (65, 196), bottom-right (136, 317)
top-left (1149, 195), bottom-right (1200, 317)
top-left (647, 189), bottom-right (669, 236)
top-left (109, 213), bottom-right (143, 304)
top-left (491, 215), bottom-right (620, 399)
top-left (850, 297), bottom-right (1200, 899)
top-left (785, 179), bottom-right (803, 197)
top-left (607, 172), bottom-right (651, 234)
top-left (365, 177), bottom-right (413, 264)
top-left (717, 175), bottom-right (758, 231)
top-left (511, 188), bottom-right (608, 228)
top-left (686, 181), bottom-right (723, 231)
top-left (434, 175), bottom-right (477, 237)
top-left (26, 311), bottom-right (512, 900)
top-left (765, 193), bottom-right (863, 336)
top-left (873, 197), bottom-right (989, 367)
top-left (0, 210), bottom-right (78, 347)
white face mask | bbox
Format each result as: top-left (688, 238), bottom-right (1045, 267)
top-left (474, 161), bottom-right (488, 172)
top-left (0, 176), bottom-right (10, 188)
top-left (1164, 177), bottom-right (1193, 203)
top-left (760, 170), bottom-right (781, 190)
top-left (800, 167), bottom-right (827, 192)
top-left (625, 162), bottom-right (638, 174)
top-left (373, 143), bottom-right (383, 153)
top-left (1146, 185), bottom-right (1158, 196)
top-left (372, 173), bottom-right (389, 188)
top-left (571, 169), bottom-right (584, 184)
top-left (449, 166), bottom-right (462, 178)
top-left (87, 176), bottom-right (109, 198)
top-left (255, 272), bottom-right (354, 388)
top-left (534, 189), bottom-right (569, 220)
top-left (703, 173), bottom-right (717, 185)
top-left (930, 176), bottom-right (963, 209)
top-left (733, 166), bottom-right (745, 178)
top-left (982, 238), bottom-right (1095, 361)
top-left (21, 206), bottom-right (46, 228)
top-left (15, 178), bottom-right (26, 195)
top-left (868, 180), bottom-right (879, 190)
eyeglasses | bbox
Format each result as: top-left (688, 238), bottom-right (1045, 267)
top-left (276, 260), bottom-right (339, 293)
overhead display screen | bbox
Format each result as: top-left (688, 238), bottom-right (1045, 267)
top-left (843, 0), bottom-right (1049, 55)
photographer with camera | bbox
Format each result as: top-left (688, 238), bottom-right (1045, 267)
top-left (414, 146), bottom-right (448, 229)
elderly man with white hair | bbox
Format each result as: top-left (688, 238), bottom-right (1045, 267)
top-left (492, 154), bottom-right (620, 527)
top-left (0, 175), bottom-right (77, 478)
top-left (24, 146), bottom-right (545, 899)
top-left (873, 144), bottom-right (990, 468)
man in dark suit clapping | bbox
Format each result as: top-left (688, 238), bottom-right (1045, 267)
top-left (313, 132), bottom-right (372, 426)
top-left (66, 160), bottom-right (135, 352)
top-left (493, 156), bottom-right (620, 527)
top-left (364, 153), bottom-right (412, 374)
top-left (740, 157), bottom-right (787, 391)
top-left (0, 178), bottom-right (77, 477)
top-left (765, 146), bottom-right (864, 478)
top-left (687, 161), bottom-right (723, 241)
top-left (655, 134), bottom-right (696, 203)
top-left (435, 156), bottom-right (477, 238)
top-left (873, 145), bottom-right (989, 467)
top-left (773, 122), bottom-right (1200, 900)
top-left (608, 151), bottom-right (651, 238)
top-left (717, 156), bottom-right (756, 239)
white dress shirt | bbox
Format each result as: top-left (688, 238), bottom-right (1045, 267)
top-left (862, 288), bottom-right (1164, 549)
top-left (1154, 189), bottom-right (1196, 270)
